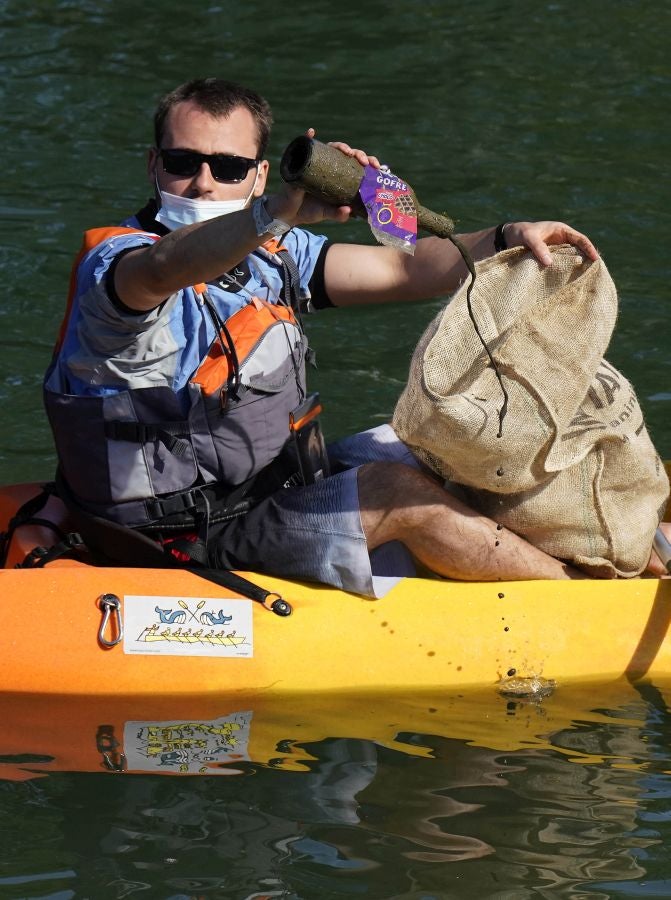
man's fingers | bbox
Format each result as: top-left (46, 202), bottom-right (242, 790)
top-left (327, 141), bottom-right (380, 169)
top-left (510, 221), bottom-right (600, 266)
top-left (526, 236), bottom-right (553, 267)
top-left (564, 228), bottom-right (599, 261)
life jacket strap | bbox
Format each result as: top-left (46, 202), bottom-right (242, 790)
top-left (141, 480), bottom-right (257, 530)
top-left (277, 247), bottom-right (302, 310)
top-left (17, 531), bottom-right (86, 569)
top-left (0, 472), bottom-right (292, 614)
top-left (0, 482), bottom-right (66, 567)
top-left (104, 421), bottom-right (191, 457)
top-left (145, 489), bottom-right (201, 521)
top-left (252, 244), bottom-right (302, 311)
top-left (166, 536), bottom-right (210, 566)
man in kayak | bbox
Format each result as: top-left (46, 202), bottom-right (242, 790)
top-left (45, 77), bottom-right (617, 595)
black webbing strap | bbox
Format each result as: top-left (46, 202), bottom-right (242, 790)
top-left (252, 245), bottom-right (302, 312)
top-left (53, 471), bottom-right (292, 616)
top-left (167, 536), bottom-right (209, 566)
top-left (144, 488), bottom-right (201, 522)
top-left (104, 421), bottom-right (190, 457)
top-left (165, 534), bottom-right (290, 611)
top-left (142, 481), bottom-right (256, 529)
top-left (276, 247), bottom-right (302, 311)
top-left (17, 532), bottom-right (85, 569)
top-left (0, 483), bottom-right (66, 567)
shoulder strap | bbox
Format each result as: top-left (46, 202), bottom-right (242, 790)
top-left (254, 240), bottom-right (302, 311)
top-left (275, 247), bottom-right (302, 311)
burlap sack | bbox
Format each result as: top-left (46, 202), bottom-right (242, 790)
top-left (392, 245), bottom-right (669, 577)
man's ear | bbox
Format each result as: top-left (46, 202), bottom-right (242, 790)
top-left (147, 147), bottom-right (159, 184)
top-left (254, 159), bottom-right (270, 197)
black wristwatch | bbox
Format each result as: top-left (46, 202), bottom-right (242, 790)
top-left (494, 222), bottom-right (509, 253)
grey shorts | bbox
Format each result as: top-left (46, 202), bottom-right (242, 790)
top-left (212, 424), bottom-right (419, 597)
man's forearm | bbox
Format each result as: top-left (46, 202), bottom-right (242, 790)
top-left (325, 219), bottom-right (598, 308)
top-left (409, 227), bottom-right (498, 295)
top-left (114, 206), bottom-right (269, 311)
top-left (325, 227), bottom-right (498, 307)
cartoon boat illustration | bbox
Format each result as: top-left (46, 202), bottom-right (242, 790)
top-left (137, 624), bottom-right (246, 646)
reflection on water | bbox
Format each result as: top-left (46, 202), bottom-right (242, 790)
top-left (1, 682), bottom-right (671, 897)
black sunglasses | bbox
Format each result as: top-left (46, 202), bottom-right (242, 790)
top-left (159, 148), bottom-right (259, 183)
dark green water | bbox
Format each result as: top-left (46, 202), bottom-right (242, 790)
top-left (1, 1), bottom-right (670, 896)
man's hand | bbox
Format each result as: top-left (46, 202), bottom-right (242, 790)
top-left (266, 127), bottom-right (381, 228)
top-left (325, 134), bottom-right (382, 170)
top-left (503, 221), bottom-right (599, 266)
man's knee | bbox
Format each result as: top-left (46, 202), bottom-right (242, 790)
top-left (357, 461), bottom-right (424, 509)
top-left (356, 461), bottom-right (437, 549)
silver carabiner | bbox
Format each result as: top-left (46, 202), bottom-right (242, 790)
top-left (98, 593), bottom-right (123, 648)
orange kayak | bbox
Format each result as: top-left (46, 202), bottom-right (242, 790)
top-left (1, 480), bottom-right (670, 698)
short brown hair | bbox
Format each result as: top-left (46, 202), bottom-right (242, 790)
top-left (154, 78), bottom-right (273, 157)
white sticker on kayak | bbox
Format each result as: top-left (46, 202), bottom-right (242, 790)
top-left (124, 711), bottom-right (252, 774)
top-left (123, 595), bottom-right (253, 657)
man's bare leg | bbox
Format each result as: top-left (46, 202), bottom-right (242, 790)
top-left (357, 462), bottom-right (583, 581)
top-left (648, 521), bottom-right (671, 577)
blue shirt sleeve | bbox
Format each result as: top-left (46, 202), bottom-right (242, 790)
top-left (279, 228), bottom-right (333, 306)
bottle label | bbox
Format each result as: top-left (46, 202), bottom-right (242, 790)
top-left (358, 164), bottom-right (417, 254)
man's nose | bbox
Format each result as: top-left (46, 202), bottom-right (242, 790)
top-left (192, 162), bottom-right (218, 193)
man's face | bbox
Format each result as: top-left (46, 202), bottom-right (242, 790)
top-left (148, 100), bottom-right (269, 202)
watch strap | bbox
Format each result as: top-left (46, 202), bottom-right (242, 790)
top-left (252, 197), bottom-right (290, 238)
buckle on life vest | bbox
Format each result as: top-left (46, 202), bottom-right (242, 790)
top-left (104, 421), bottom-right (191, 457)
top-left (145, 489), bottom-right (201, 522)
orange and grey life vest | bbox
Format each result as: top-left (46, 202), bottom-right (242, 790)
top-left (44, 225), bottom-right (320, 529)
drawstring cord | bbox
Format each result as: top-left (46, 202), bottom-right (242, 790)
top-left (447, 234), bottom-right (509, 437)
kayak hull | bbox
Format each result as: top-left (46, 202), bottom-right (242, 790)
top-left (1, 482), bottom-right (670, 696)
top-left (2, 562), bottom-right (670, 695)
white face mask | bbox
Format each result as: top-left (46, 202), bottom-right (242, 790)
top-left (155, 170), bottom-right (259, 230)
